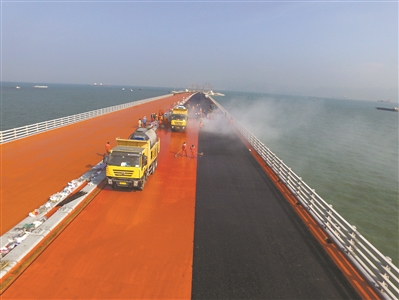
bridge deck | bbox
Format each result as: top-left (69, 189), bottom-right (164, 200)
top-left (1, 93), bottom-right (368, 299)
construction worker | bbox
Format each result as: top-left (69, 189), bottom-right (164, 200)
top-left (182, 142), bottom-right (188, 157)
top-left (138, 119), bottom-right (142, 128)
top-left (199, 120), bottom-right (203, 129)
top-left (105, 142), bottom-right (111, 156)
top-left (190, 144), bottom-right (196, 158)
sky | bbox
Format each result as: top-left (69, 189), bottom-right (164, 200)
top-left (1, 0), bottom-right (398, 101)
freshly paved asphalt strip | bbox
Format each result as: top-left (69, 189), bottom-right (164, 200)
top-left (191, 115), bottom-right (360, 299)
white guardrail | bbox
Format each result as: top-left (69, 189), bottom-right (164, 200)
top-left (210, 97), bottom-right (399, 300)
top-left (0, 94), bottom-right (173, 144)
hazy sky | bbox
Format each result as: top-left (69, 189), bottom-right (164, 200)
top-left (2, 1), bottom-right (398, 100)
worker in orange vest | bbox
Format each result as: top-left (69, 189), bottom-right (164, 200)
top-left (190, 144), bottom-right (196, 158)
top-left (182, 142), bottom-right (188, 157)
top-left (105, 142), bottom-right (111, 156)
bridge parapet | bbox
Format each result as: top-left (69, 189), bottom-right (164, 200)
top-left (210, 96), bottom-right (399, 300)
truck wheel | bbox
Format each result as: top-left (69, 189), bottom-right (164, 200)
top-left (151, 159), bottom-right (158, 174)
top-left (111, 182), bottom-right (116, 189)
top-left (138, 176), bottom-right (146, 191)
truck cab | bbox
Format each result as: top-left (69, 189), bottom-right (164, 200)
top-left (170, 105), bottom-right (188, 131)
top-left (106, 128), bottom-right (160, 190)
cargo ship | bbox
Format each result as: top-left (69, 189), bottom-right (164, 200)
top-left (376, 106), bottom-right (398, 112)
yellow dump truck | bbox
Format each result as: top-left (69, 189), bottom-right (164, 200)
top-left (170, 105), bottom-right (188, 131)
top-left (105, 128), bottom-right (160, 190)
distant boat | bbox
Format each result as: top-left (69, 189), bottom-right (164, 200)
top-left (15, 86), bottom-right (21, 89)
top-left (34, 85), bottom-right (48, 89)
top-left (376, 107), bottom-right (398, 112)
top-left (206, 90), bottom-right (225, 96)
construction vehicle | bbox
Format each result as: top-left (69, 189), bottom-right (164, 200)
top-left (105, 128), bottom-right (160, 190)
top-left (170, 105), bottom-right (188, 131)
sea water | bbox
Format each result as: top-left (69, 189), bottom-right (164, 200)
top-left (1, 82), bottom-right (171, 130)
top-left (217, 92), bottom-right (398, 265)
top-left (1, 82), bottom-right (398, 265)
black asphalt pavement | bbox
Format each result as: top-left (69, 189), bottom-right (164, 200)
top-left (190, 94), bottom-right (359, 299)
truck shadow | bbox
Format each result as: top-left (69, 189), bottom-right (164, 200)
top-left (84, 153), bottom-right (107, 168)
top-left (102, 185), bottom-right (139, 193)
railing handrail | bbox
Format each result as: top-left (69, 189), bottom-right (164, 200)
top-left (0, 94), bottom-right (172, 144)
top-left (210, 96), bottom-right (399, 300)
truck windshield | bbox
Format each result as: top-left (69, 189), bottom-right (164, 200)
top-left (171, 114), bottom-right (187, 121)
top-left (107, 152), bottom-right (140, 167)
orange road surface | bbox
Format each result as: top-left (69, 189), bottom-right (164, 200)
top-left (0, 94), bottom-right (190, 235)
top-left (2, 128), bottom-right (199, 299)
top-left (1, 95), bottom-right (199, 299)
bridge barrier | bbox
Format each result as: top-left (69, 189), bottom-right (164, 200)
top-left (0, 94), bottom-right (174, 144)
top-left (210, 97), bottom-right (399, 300)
